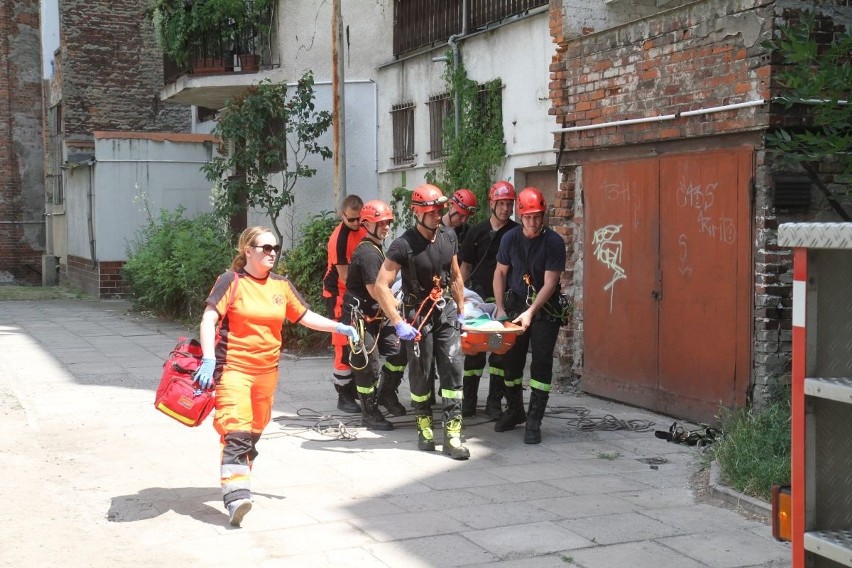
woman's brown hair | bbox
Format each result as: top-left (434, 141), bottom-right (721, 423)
top-left (230, 226), bottom-right (273, 271)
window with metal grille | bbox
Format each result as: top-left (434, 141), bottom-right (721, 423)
top-left (393, 0), bottom-right (548, 56)
top-left (391, 102), bottom-right (415, 166)
top-left (477, 82), bottom-right (503, 138)
top-left (427, 93), bottom-right (451, 160)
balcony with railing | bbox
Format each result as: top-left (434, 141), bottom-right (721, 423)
top-left (156, 0), bottom-right (277, 109)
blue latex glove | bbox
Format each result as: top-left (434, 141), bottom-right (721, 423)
top-left (394, 320), bottom-right (419, 341)
top-left (457, 313), bottom-right (466, 326)
top-left (335, 322), bottom-right (360, 343)
top-left (193, 357), bottom-right (216, 390)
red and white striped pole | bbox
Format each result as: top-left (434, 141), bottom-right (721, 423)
top-left (790, 246), bottom-right (807, 568)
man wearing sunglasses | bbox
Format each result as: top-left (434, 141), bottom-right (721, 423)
top-left (322, 194), bottom-right (367, 414)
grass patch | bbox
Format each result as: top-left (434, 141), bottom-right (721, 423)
top-left (596, 451), bottom-right (621, 460)
top-left (712, 399), bottom-right (791, 502)
top-left (0, 283), bottom-right (92, 301)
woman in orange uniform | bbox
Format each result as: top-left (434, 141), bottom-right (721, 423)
top-left (193, 226), bottom-right (359, 528)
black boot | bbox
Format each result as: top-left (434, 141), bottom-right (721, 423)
top-left (484, 375), bottom-right (504, 421)
top-left (415, 414), bottom-right (436, 451)
top-left (494, 384), bottom-right (526, 432)
top-left (461, 376), bottom-right (480, 418)
top-left (360, 390), bottom-right (393, 431)
top-left (335, 381), bottom-right (361, 414)
top-left (524, 390), bottom-right (549, 444)
top-left (377, 370), bottom-right (406, 416)
top-left (443, 416), bottom-right (470, 460)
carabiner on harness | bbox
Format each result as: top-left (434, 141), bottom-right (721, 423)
top-left (346, 297), bottom-right (381, 370)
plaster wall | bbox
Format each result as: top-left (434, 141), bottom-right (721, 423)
top-left (376, 10), bottom-right (555, 201)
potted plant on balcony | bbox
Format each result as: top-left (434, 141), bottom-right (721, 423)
top-left (150, 0), bottom-right (272, 74)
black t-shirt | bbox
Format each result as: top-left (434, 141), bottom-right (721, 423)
top-left (496, 226), bottom-right (566, 298)
top-left (459, 218), bottom-right (518, 298)
top-left (345, 238), bottom-right (385, 314)
top-left (386, 226), bottom-right (457, 300)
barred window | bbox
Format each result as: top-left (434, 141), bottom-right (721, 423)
top-left (477, 82), bottom-right (503, 138)
top-left (391, 102), bottom-right (415, 166)
top-left (427, 93), bottom-right (452, 160)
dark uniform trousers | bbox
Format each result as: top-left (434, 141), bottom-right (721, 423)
top-left (406, 298), bottom-right (464, 419)
top-left (502, 292), bottom-right (560, 395)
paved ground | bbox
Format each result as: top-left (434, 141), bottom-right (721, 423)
top-left (0, 299), bottom-right (791, 567)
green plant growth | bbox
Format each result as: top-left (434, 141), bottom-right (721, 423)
top-left (712, 399), bottom-right (792, 502)
top-left (425, 55), bottom-right (506, 222)
top-left (390, 172), bottom-right (413, 232)
top-left (274, 211), bottom-right (338, 351)
top-left (149, 0), bottom-right (273, 67)
top-left (123, 208), bottom-right (234, 321)
top-left (204, 73), bottom-right (332, 244)
top-left (764, 11), bottom-right (852, 178)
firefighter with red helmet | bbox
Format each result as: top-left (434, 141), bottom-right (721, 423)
top-left (493, 187), bottom-right (566, 444)
top-left (458, 180), bottom-right (519, 419)
top-left (340, 200), bottom-right (408, 430)
top-left (442, 188), bottom-right (479, 244)
top-left (374, 184), bottom-right (470, 459)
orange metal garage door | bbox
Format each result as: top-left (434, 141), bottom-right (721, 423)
top-left (583, 148), bottom-right (752, 423)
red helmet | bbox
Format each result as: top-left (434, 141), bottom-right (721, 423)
top-left (411, 183), bottom-right (448, 214)
top-left (360, 200), bottom-right (394, 224)
top-left (516, 187), bottom-right (547, 215)
top-left (489, 181), bottom-right (516, 202)
top-left (450, 189), bottom-right (478, 216)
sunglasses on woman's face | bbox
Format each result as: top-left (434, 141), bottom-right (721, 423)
top-left (253, 244), bottom-right (281, 255)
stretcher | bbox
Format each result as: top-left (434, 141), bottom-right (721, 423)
top-left (460, 320), bottom-right (524, 355)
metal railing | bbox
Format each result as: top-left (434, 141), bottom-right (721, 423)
top-left (393, 0), bottom-right (547, 56)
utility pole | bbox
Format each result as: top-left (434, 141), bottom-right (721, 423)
top-left (331, 0), bottom-right (346, 206)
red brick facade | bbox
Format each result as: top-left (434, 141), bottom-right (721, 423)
top-left (67, 256), bottom-right (127, 299)
top-left (0, 0), bottom-right (45, 284)
top-left (548, 0), bottom-right (851, 406)
top-left (59, 0), bottom-right (190, 139)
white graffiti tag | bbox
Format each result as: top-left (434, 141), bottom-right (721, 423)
top-left (593, 224), bottom-right (627, 313)
top-left (677, 177), bottom-right (735, 244)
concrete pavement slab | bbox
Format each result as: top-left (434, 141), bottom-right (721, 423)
top-left (0, 299), bottom-right (792, 567)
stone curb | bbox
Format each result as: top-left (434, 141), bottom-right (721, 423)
top-left (709, 459), bottom-right (772, 518)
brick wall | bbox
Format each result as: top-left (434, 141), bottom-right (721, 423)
top-left (549, 0), bottom-right (851, 407)
top-left (67, 256), bottom-right (126, 298)
top-left (59, 0), bottom-right (190, 139)
top-left (0, 0), bottom-right (45, 284)
top-left (549, 0), bottom-right (777, 402)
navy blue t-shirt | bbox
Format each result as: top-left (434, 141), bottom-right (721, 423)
top-left (496, 227), bottom-right (566, 298)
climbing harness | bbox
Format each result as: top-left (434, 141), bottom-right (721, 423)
top-left (522, 273), bottom-right (573, 325)
top-left (406, 276), bottom-right (446, 358)
top-left (346, 296), bottom-right (382, 370)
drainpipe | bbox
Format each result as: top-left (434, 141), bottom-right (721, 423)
top-left (447, 0), bottom-right (469, 135)
top-left (86, 162), bottom-right (97, 267)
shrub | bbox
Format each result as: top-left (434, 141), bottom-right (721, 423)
top-left (275, 211), bottom-right (338, 351)
top-left (123, 208), bottom-right (234, 321)
top-left (713, 398), bottom-right (791, 502)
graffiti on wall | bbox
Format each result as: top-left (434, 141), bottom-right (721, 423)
top-left (676, 177), bottom-right (736, 244)
top-left (593, 224), bottom-right (626, 313)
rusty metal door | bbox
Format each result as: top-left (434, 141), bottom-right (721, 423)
top-left (657, 149), bottom-right (751, 419)
top-left (583, 149), bottom-right (752, 423)
top-left (583, 159), bottom-right (660, 396)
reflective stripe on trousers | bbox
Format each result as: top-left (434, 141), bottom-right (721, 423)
top-left (214, 367), bottom-right (277, 505)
